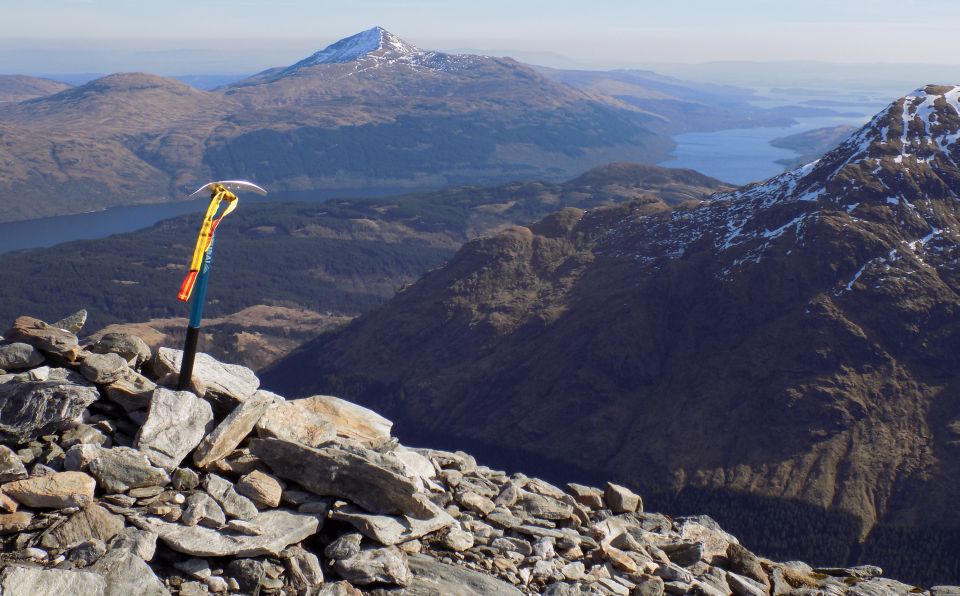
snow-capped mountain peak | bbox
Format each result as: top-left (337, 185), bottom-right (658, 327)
top-left (283, 27), bottom-right (419, 70)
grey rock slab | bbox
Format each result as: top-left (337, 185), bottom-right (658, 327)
top-left (0, 342), bottom-right (44, 370)
top-left (726, 571), bottom-right (767, 596)
top-left (329, 502), bottom-right (455, 546)
top-left (5, 316), bottom-right (81, 360)
top-left (250, 438), bottom-right (435, 518)
top-left (87, 447), bottom-right (170, 493)
top-left (129, 509), bottom-right (321, 557)
top-left (404, 553), bottom-right (524, 595)
top-left (79, 353), bottom-right (130, 385)
top-left (182, 491), bottom-right (226, 528)
top-left (103, 370), bottom-right (156, 411)
top-left (0, 564), bottom-right (106, 596)
top-left (3, 471), bottom-right (96, 508)
top-left (605, 482), bottom-right (642, 513)
top-left (91, 547), bottom-right (169, 596)
top-left (110, 527), bottom-right (158, 561)
top-left (0, 445), bottom-right (28, 482)
top-left (193, 392), bottom-right (273, 469)
top-left (258, 395), bottom-right (392, 448)
top-left (235, 470), bottom-right (283, 509)
top-left (204, 473), bottom-right (258, 520)
top-left (91, 333), bottom-right (151, 367)
top-left (227, 558), bottom-right (265, 593)
top-left (153, 347), bottom-right (259, 408)
top-left (40, 503), bottom-right (126, 549)
top-left (52, 309), bottom-right (88, 335)
top-left (135, 387), bottom-right (213, 471)
top-left (284, 545), bottom-right (324, 594)
top-left (0, 373), bottom-right (99, 443)
top-left (67, 539), bottom-right (108, 568)
top-left (325, 532), bottom-right (363, 560)
top-left (331, 545), bottom-right (409, 587)
top-left (255, 397), bottom-right (337, 448)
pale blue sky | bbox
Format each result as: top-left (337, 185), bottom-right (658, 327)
top-left (3, 0), bottom-right (960, 74)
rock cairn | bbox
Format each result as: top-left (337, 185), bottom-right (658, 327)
top-left (0, 312), bottom-right (956, 596)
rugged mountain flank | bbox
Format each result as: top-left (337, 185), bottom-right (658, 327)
top-left (263, 86), bottom-right (960, 583)
top-left (0, 313), bottom-right (951, 595)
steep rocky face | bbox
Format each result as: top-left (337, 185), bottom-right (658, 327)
top-left (263, 86), bottom-right (960, 580)
top-left (0, 313), bottom-right (935, 595)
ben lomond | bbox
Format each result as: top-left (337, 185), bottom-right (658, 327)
top-left (264, 85), bottom-right (960, 582)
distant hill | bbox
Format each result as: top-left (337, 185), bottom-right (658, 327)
top-left (262, 86), bottom-right (960, 584)
top-left (0, 27), bottom-right (670, 223)
top-left (0, 75), bottom-right (71, 103)
top-left (771, 124), bottom-right (858, 169)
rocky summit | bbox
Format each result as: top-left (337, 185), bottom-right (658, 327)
top-left (0, 313), bottom-right (949, 595)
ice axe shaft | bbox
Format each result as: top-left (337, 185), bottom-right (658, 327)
top-left (177, 236), bottom-right (215, 391)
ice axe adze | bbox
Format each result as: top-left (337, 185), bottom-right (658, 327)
top-left (176, 180), bottom-right (267, 392)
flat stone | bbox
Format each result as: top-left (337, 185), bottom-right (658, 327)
top-left (104, 371), bottom-right (156, 411)
top-left (67, 539), bottom-right (108, 568)
top-left (204, 473), bottom-right (259, 520)
top-left (236, 470), bottom-right (283, 509)
top-left (87, 447), bottom-right (170, 493)
top-left (441, 524), bottom-right (475, 551)
top-left (605, 482), bottom-right (642, 513)
top-left (567, 483), bottom-right (604, 510)
top-left (193, 392), bottom-right (273, 469)
top-left (519, 491), bottom-right (574, 521)
top-left (0, 445), bottom-right (28, 482)
top-left (329, 502), bottom-right (455, 546)
top-left (79, 353), bottom-right (130, 385)
top-left (325, 532), bottom-right (363, 560)
top-left (182, 491), bottom-right (226, 528)
top-left (0, 511), bottom-right (34, 534)
top-left (3, 471), bottom-right (95, 508)
top-left (0, 372), bottom-right (99, 443)
top-left (0, 565), bottom-right (106, 596)
top-left (405, 553), bottom-right (524, 595)
top-left (317, 581), bottom-right (364, 596)
top-left (130, 509), bottom-right (321, 557)
top-left (91, 547), bottom-right (169, 596)
top-left (331, 545), bottom-right (409, 587)
top-left (91, 333), bottom-right (152, 367)
top-left (677, 516), bottom-right (738, 564)
top-left (172, 468), bottom-right (200, 491)
top-left (175, 557), bottom-right (212, 580)
top-left (255, 398), bottom-right (337, 448)
top-left (284, 545), bottom-right (324, 593)
top-left (135, 388), bottom-right (213, 471)
top-left (153, 347), bottom-right (259, 409)
top-left (5, 316), bottom-right (81, 360)
top-left (260, 395), bottom-right (392, 448)
top-left (0, 342), bottom-right (44, 370)
top-left (250, 438), bottom-right (435, 519)
top-left (52, 310), bottom-right (88, 335)
top-left (227, 519), bottom-right (263, 535)
top-left (61, 424), bottom-right (108, 449)
top-left (726, 571), bottom-right (766, 596)
top-left (40, 503), bottom-right (126, 549)
top-left (227, 558), bottom-right (266, 592)
top-left (110, 527), bottom-right (158, 561)
top-left (459, 491), bottom-right (496, 516)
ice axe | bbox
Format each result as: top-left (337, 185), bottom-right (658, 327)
top-left (176, 180), bottom-right (267, 391)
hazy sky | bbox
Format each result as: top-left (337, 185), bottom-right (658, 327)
top-left (3, 0), bottom-right (960, 74)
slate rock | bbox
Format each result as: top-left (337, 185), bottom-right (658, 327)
top-left (91, 547), bottom-right (169, 596)
top-left (67, 539), bottom-right (108, 568)
top-left (331, 545), bottom-right (409, 586)
top-left (566, 483), bottom-right (604, 510)
top-left (0, 373), bottom-right (99, 443)
top-left (5, 316), bottom-right (80, 360)
top-left (52, 309), bottom-right (88, 335)
top-left (227, 558), bottom-right (265, 593)
top-left (605, 482), bottom-right (642, 513)
top-left (3, 471), bottom-right (96, 508)
top-left (250, 438), bottom-right (435, 519)
top-left (130, 509), bottom-right (321, 557)
top-left (40, 503), bottom-right (126, 549)
top-left (153, 347), bottom-right (259, 410)
top-left (60, 424), bottom-right (108, 449)
top-left (329, 503), bottom-right (455, 546)
top-left (726, 571), bottom-right (767, 596)
top-left (662, 541), bottom-right (703, 566)
top-left (87, 447), bottom-right (170, 493)
top-left (259, 395), bottom-right (392, 448)
top-left (103, 371), bottom-right (156, 411)
top-left (91, 333), bottom-right (152, 367)
top-left (0, 511), bottom-right (34, 534)
top-left (182, 491), bottom-right (226, 528)
top-left (0, 444), bottom-right (28, 482)
top-left (256, 398), bottom-right (337, 448)
top-left (135, 388), bottom-right (213, 471)
top-left (110, 527), bottom-right (158, 561)
top-left (0, 564), bottom-right (106, 596)
top-left (193, 392), bottom-right (273, 469)
top-left (726, 543), bottom-right (770, 589)
top-left (0, 342), bottom-right (44, 370)
top-left (284, 545), bottom-right (324, 594)
top-left (204, 473), bottom-right (259, 520)
top-left (79, 353), bottom-right (130, 385)
top-left (171, 468), bottom-right (200, 491)
top-left (405, 553), bottom-right (524, 595)
top-left (236, 470), bottom-right (283, 509)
